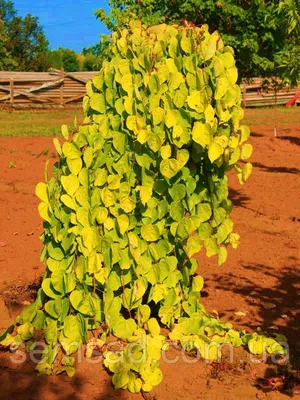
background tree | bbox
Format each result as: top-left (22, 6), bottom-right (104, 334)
top-left (96, 0), bottom-right (295, 81)
top-left (0, 19), bottom-right (16, 70)
top-left (46, 50), bottom-right (63, 70)
top-left (81, 34), bottom-right (111, 71)
top-left (0, 0), bottom-right (15, 23)
top-left (0, 0), bottom-right (49, 71)
top-left (58, 48), bottom-right (79, 72)
top-left (5, 14), bottom-right (49, 71)
top-left (274, 0), bottom-right (300, 86)
top-left (0, 0), bottom-right (17, 70)
top-left (45, 48), bottom-right (80, 72)
top-left (81, 48), bottom-right (97, 71)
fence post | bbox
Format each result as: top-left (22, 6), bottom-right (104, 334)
top-left (10, 78), bottom-right (14, 109)
top-left (60, 67), bottom-right (64, 106)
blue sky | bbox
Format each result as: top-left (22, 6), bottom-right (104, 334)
top-left (14, 0), bottom-right (111, 52)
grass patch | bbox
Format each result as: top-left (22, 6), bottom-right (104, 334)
top-left (0, 106), bottom-right (298, 137)
top-left (0, 109), bottom-right (84, 137)
top-left (243, 106), bottom-right (300, 126)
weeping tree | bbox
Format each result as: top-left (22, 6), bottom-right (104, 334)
top-left (0, 21), bottom-right (285, 393)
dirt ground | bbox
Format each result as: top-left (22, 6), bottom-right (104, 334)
top-left (0, 108), bottom-right (299, 399)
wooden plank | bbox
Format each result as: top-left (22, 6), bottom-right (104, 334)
top-left (0, 84), bottom-right (12, 93)
top-left (65, 73), bottom-right (89, 85)
top-left (0, 72), bottom-right (61, 82)
top-left (63, 93), bottom-right (85, 104)
top-left (0, 84), bottom-right (53, 103)
top-left (60, 68), bottom-right (64, 106)
top-left (10, 79), bottom-right (14, 107)
top-left (48, 68), bottom-right (61, 75)
top-left (1, 71), bottom-right (297, 108)
top-left (0, 78), bottom-right (64, 102)
top-left (0, 90), bottom-right (56, 104)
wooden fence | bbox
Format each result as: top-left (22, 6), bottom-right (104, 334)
top-left (241, 77), bottom-right (299, 108)
top-left (0, 68), bottom-right (96, 109)
top-left (0, 69), bottom-right (299, 109)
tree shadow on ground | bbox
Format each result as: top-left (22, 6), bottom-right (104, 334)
top-left (229, 188), bottom-right (251, 208)
top-left (255, 365), bottom-right (300, 398)
top-left (252, 162), bottom-right (300, 175)
top-left (278, 136), bottom-right (300, 146)
top-left (250, 131), bottom-right (264, 138)
top-left (0, 366), bottom-right (83, 400)
top-left (0, 354), bottom-right (128, 400)
top-left (210, 262), bottom-right (300, 369)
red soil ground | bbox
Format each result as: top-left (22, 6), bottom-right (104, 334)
top-left (0, 110), bottom-right (299, 399)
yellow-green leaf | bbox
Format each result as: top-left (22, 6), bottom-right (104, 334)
top-left (147, 318), bottom-right (160, 336)
top-left (176, 149), bottom-right (189, 168)
top-left (192, 122), bottom-right (212, 147)
top-left (218, 247), bottom-right (228, 266)
top-left (226, 66), bottom-right (238, 85)
top-left (117, 214), bottom-right (129, 235)
top-left (186, 236), bottom-right (202, 258)
top-left (62, 142), bottom-right (81, 160)
top-left (136, 185), bottom-right (152, 205)
top-left (161, 145), bottom-right (171, 159)
top-left (160, 159), bottom-right (179, 179)
top-left (141, 224), bottom-right (160, 242)
top-left (152, 108), bottom-right (164, 126)
top-left (165, 110), bottom-right (178, 128)
top-left (67, 158), bottom-right (82, 175)
top-left (38, 202), bottom-right (51, 222)
top-left (36, 182), bottom-right (48, 203)
top-left (101, 188), bottom-right (116, 207)
top-left (181, 36), bottom-right (192, 54)
top-left (243, 162), bottom-right (252, 182)
top-left (61, 124), bottom-right (69, 140)
top-left (208, 142), bottom-right (223, 162)
top-left (94, 169), bottom-right (107, 187)
top-left (90, 93), bottom-right (106, 113)
top-left (204, 36), bottom-right (217, 61)
top-left (61, 194), bottom-right (77, 210)
top-left (192, 275), bottom-right (204, 292)
top-left (61, 175), bottom-right (79, 196)
top-left (240, 144), bottom-right (253, 160)
top-left (120, 196), bottom-right (136, 213)
top-left (53, 138), bottom-right (62, 155)
top-left (187, 91), bottom-right (206, 113)
top-left (215, 76), bottom-right (228, 100)
top-left (121, 74), bottom-right (133, 93)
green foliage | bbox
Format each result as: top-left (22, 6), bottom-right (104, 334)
top-left (46, 47), bottom-right (85, 72)
top-left (0, 19), bottom-right (16, 70)
top-left (96, 0), bottom-right (300, 83)
top-left (46, 48), bottom-right (80, 72)
top-left (97, 0), bottom-right (286, 79)
top-left (0, 0), bottom-right (49, 71)
top-left (274, 0), bottom-right (300, 85)
top-left (0, 0), bottom-right (15, 23)
top-left (45, 50), bottom-right (64, 70)
top-left (277, 0), bottom-right (300, 34)
top-left (81, 51), bottom-right (97, 71)
top-left (59, 48), bottom-right (80, 72)
top-left (0, 22), bottom-right (285, 393)
top-left (82, 33), bottom-right (113, 71)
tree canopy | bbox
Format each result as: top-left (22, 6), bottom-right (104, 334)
top-left (274, 0), bottom-right (300, 85)
top-left (1, 0), bottom-right (299, 83)
top-left (0, 0), bottom-right (48, 71)
top-left (96, 0), bottom-right (300, 83)
top-left (0, 19), bottom-right (16, 70)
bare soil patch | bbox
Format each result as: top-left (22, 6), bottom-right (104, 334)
top-left (0, 108), bottom-right (299, 399)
